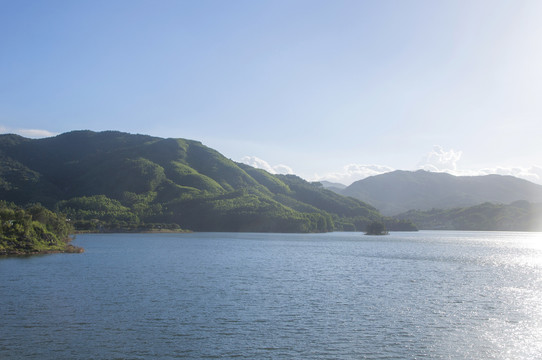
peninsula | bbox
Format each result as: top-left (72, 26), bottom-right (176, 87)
top-left (0, 202), bottom-right (83, 255)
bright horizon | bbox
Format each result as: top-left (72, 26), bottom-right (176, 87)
top-left (2, 1), bottom-right (541, 185)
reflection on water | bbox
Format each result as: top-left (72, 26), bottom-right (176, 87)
top-left (1, 231), bottom-right (542, 359)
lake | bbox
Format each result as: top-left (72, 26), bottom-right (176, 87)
top-left (1, 231), bottom-right (542, 359)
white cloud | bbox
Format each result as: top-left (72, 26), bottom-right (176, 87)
top-left (240, 156), bottom-right (275, 173)
top-left (415, 146), bottom-right (542, 184)
top-left (240, 156), bottom-right (293, 175)
top-left (1, 126), bottom-right (57, 138)
top-left (312, 145), bottom-right (542, 187)
top-left (477, 166), bottom-right (542, 184)
top-left (419, 145), bottom-right (462, 172)
top-left (273, 164), bottom-right (294, 175)
top-left (313, 164), bottom-right (395, 185)
top-left (243, 149), bottom-right (542, 187)
top-left (416, 146), bottom-right (542, 185)
top-left (17, 128), bottom-right (57, 138)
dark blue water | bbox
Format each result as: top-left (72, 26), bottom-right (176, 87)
top-left (1, 231), bottom-right (542, 359)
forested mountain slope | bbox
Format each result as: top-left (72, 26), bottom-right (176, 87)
top-left (0, 131), bottom-right (402, 233)
top-left (342, 170), bottom-right (542, 215)
top-left (0, 202), bottom-right (82, 255)
top-left (394, 200), bottom-right (542, 231)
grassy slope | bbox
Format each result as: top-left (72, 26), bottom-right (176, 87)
top-left (0, 131), bottom-right (386, 233)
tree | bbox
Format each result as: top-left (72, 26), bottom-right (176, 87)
top-left (365, 221), bottom-right (388, 235)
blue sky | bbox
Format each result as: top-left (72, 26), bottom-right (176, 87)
top-left (1, 0), bottom-right (542, 184)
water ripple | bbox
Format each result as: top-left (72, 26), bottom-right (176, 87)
top-left (1, 231), bottom-right (542, 359)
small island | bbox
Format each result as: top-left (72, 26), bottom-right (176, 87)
top-left (0, 202), bottom-right (83, 255)
top-left (365, 221), bottom-right (389, 235)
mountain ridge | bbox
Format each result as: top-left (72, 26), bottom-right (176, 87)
top-left (341, 169), bottom-right (542, 215)
top-left (394, 200), bottom-right (542, 231)
top-left (0, 130), bottom-right (402, 233)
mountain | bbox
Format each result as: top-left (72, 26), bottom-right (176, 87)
top-left (319, 181), bottom-right (347, 193)
top-left (341, 170), bottom-right (542, 215)
top-left (0, 130), bottom-right (394, 233)
top-left (395, 200), bottom-right (542, 231)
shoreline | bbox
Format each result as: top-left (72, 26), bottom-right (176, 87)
top-left (74, 229), bottom-right (193, 234)
top-left (0, 244), bottom-right (84, 257)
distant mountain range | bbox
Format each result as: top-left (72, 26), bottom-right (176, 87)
top-left (0, 130), bottom-right (404, 233)
top-left (338, 170), bottom-right (542, 216)
top-left (394, 201), bottom-right (542, 232)
top-left (318, 181), bottom-right (347, 193)
top-left (2, 131), bottom-right (540, 232)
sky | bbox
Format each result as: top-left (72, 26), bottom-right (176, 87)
top-left (1, 0), bottom-right (542, 185)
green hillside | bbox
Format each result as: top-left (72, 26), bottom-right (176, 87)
top-left (0, 202), bottom-right (82, 255)
top-left (394, 200), bottom-right (542, 231)
top-left (0, 131), bottom-right (404, 233)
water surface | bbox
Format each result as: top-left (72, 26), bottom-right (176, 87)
top-left (1, 231), bottom-right (542, 359)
